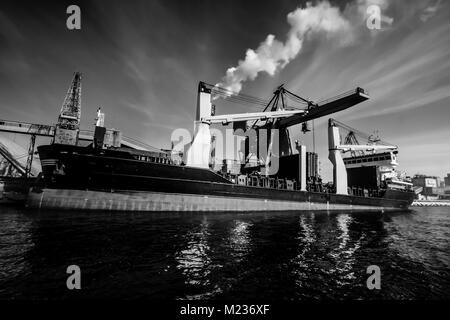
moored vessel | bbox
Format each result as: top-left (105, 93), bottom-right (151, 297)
top-left (27, 75), bottom-right (415, 212)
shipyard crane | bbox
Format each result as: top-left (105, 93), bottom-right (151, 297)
top-left (53, 72), bottom-right (82, 145)
top-left (0, 121), bottom-right (55, 177)
top-left (0, 119), bottom-right (160, 152)
top-left (0, 142), bottom-right (27, 177)
top-left (0, 72), bottom-right (161, 173)
top-left (0, 73), bottom-right (82, 177)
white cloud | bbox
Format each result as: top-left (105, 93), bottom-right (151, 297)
top-left (216, 1), bottom-right (354, 95)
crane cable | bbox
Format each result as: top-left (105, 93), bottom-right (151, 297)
top-left (205, 82), bottom-right (309, 111)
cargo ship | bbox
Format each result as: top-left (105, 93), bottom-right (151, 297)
top-left (26, 75), bottom-right (415, 212)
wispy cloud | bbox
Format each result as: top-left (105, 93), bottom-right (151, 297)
top-left (420, 0), bottom-right (442, 22)
top-left (0, 0), bottom-right (449, 178)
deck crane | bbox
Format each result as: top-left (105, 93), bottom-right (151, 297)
top-left (205, 81), bottom-right (368, 156)
top-left (328, 118), bottom-right (400, 195)
top-left (186, 82), bottom-right (370, 191)
top-left (343, 131), bottom-right (364, 158)
top-left (196, 86), bottom-right (307, 172)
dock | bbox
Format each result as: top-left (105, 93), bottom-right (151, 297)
top-left (411, 200), bottom-right (450, 207)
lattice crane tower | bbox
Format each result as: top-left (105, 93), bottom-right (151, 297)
top-left (53, 72), bottom-right (82, 145)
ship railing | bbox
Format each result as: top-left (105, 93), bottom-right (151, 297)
top-left (349, 187), bottom-right (382, 198)
top-left (229, 172), bottom-right (339, 194)
top-left (232, 173), bottom-right (299, 191)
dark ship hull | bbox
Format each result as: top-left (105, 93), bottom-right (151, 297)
top-left (26, 144), bottom-right (415, 212)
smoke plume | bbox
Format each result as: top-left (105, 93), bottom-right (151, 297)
top-left (216, 1), bottom-right (354, 94)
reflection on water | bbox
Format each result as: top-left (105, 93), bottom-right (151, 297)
top-left (228, 220), bottom-right (252, 262)
top-left (290, 214), bottom-right (315, 292)
top-left (0, 207), bottom-right (449, 299)
top-left (296, 214), bottom-right (316, 265)
top-left (329, 214), bottom-right (361, 285)
top-left (174, 219), bottom-right (254, 299)
top-left (290, 213), bottom-right (368, 297)
top-left (175, 218), bottom-right (212, 286)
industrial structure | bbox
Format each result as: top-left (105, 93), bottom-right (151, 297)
top-left (413, 174), bottom-right (450, 200)
top-left (187, 83), bottom-right (371, 193)
top-left (26, 78), bottom-right (415, 212)
top-left (0, 73), bottom-right (158, 182)
top-left (0, 72), bottom-right (159, 203)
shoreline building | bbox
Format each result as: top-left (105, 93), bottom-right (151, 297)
top-left (443, 173), bottom-right (450, 200)
top-left (412, 174), bottom-right (442, 200)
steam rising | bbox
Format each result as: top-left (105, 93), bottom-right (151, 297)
top-left (216, 1), bottom-right (354, 94)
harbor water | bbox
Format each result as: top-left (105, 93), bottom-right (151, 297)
top-left (0, 206), bottom-right (449, 299)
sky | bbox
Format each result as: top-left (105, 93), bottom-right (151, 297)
top-left (0, 0), bottom-right (449, 181)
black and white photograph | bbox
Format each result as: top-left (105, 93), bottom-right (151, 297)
top-left (0, 0), bottom-right (449, 313)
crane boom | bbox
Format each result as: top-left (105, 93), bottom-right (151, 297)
top-left (278, 87), bottom-right (369, 127)
top-left (201, 109), bottom-right (304, 125)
